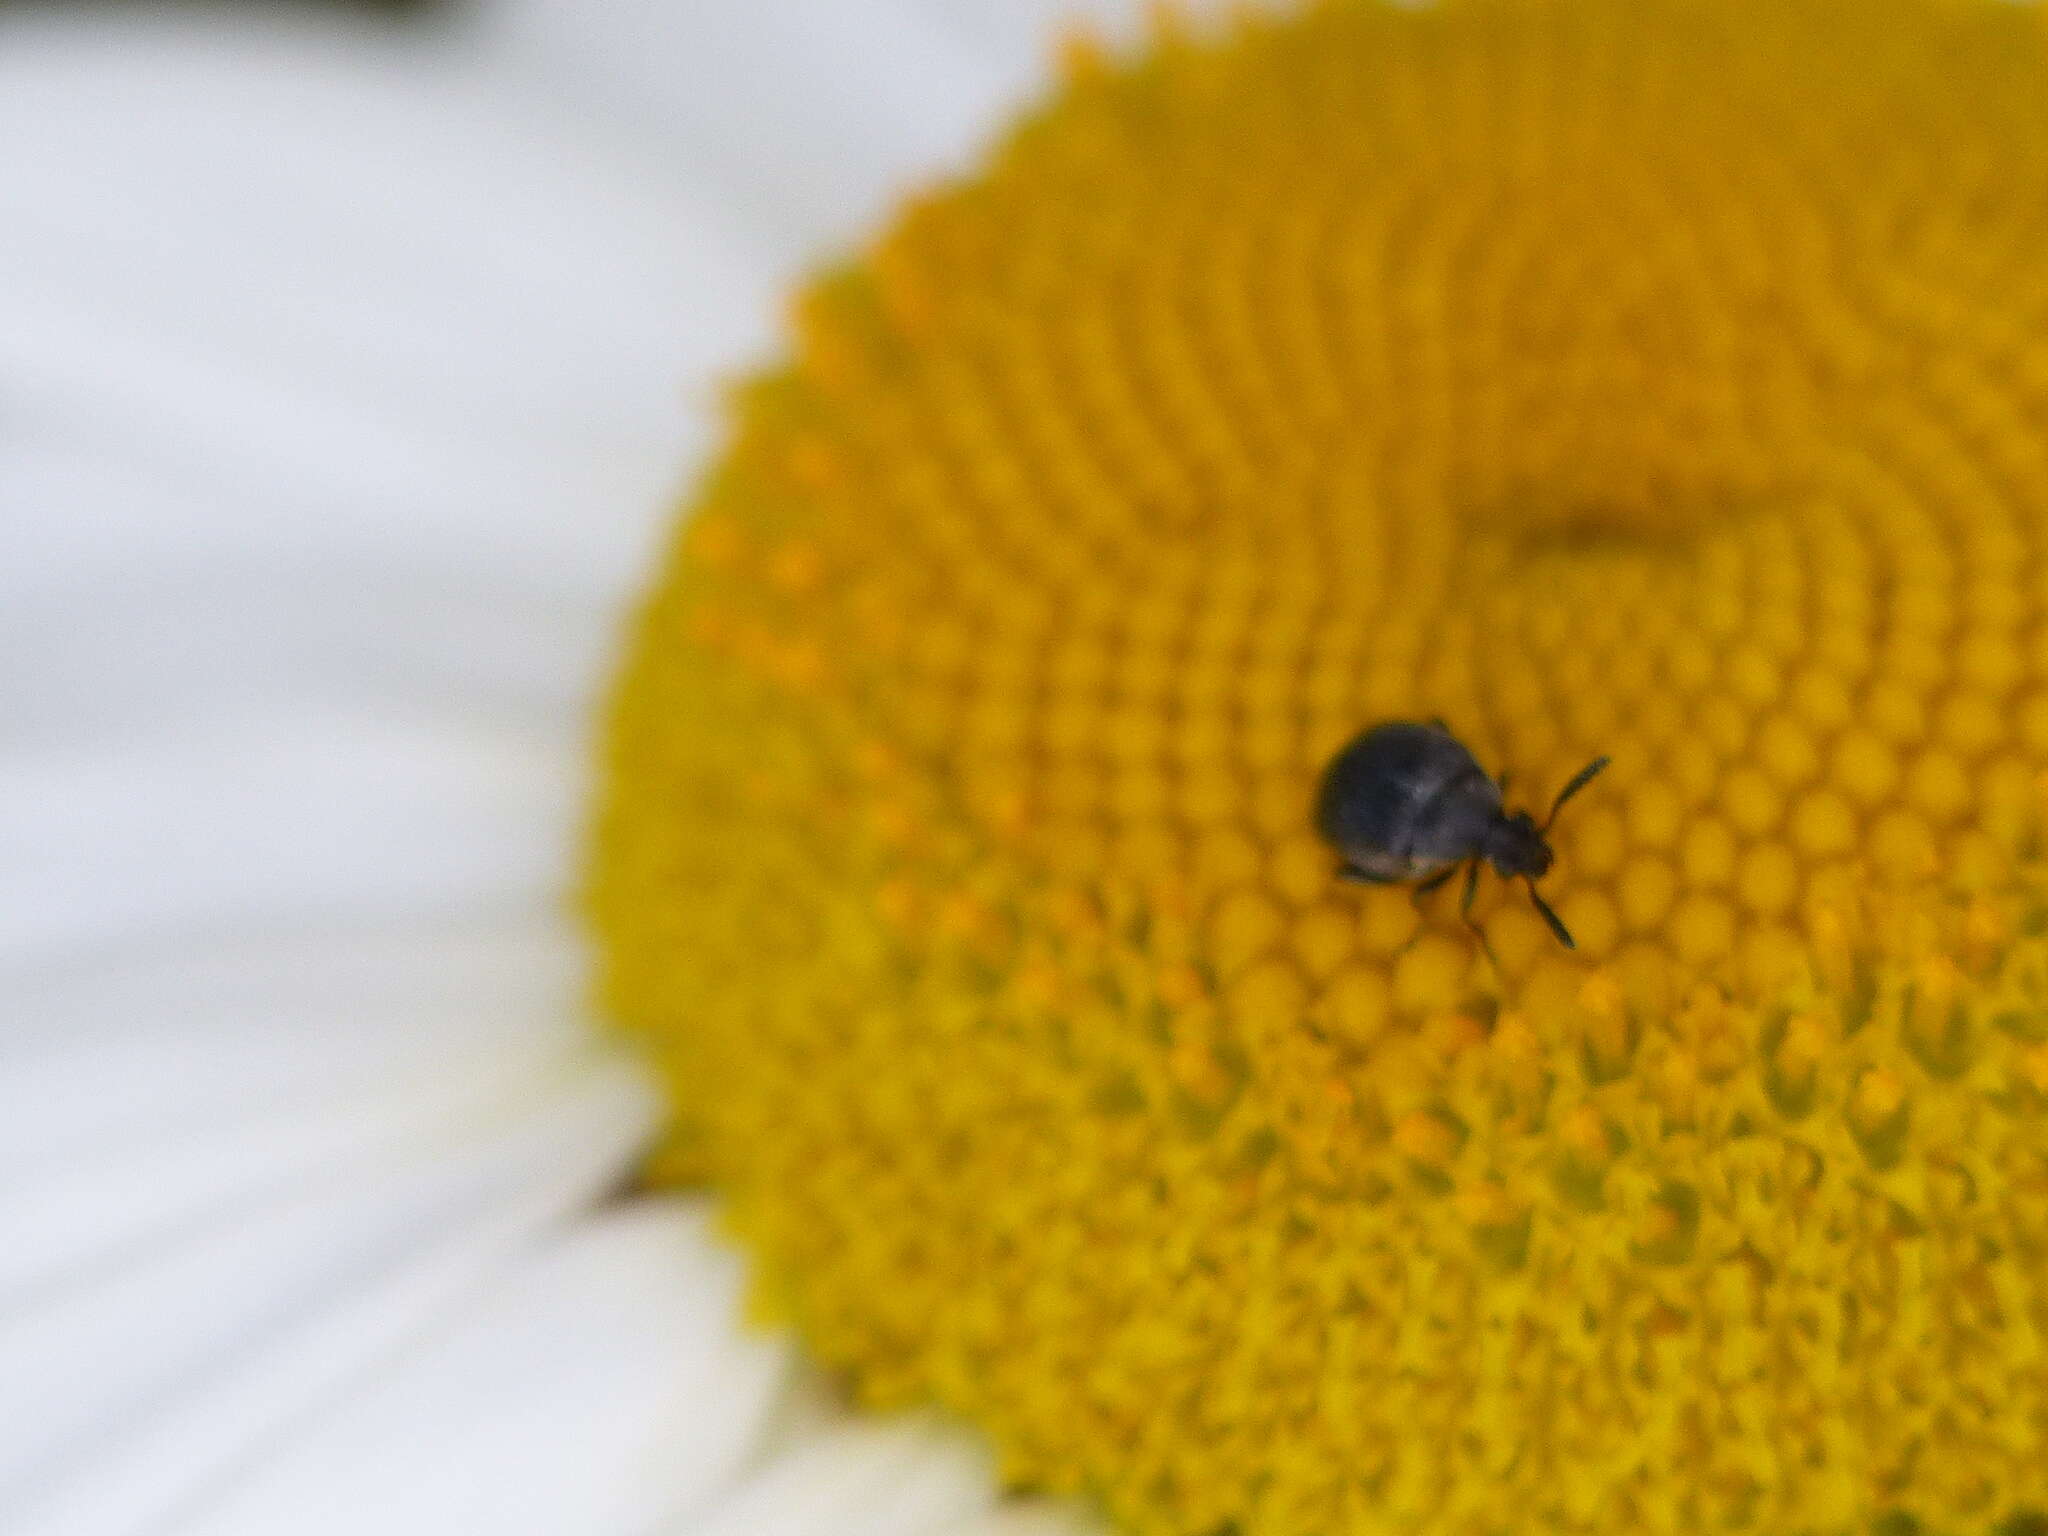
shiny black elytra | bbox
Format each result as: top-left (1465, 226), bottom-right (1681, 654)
top-left (1315, 720), bottom-right (1609, 954)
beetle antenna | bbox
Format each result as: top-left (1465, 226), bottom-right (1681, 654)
top-left (1541, 755), bottom-right (1611, 832)
top-left (1526, 881), bottom-right (1576, 949)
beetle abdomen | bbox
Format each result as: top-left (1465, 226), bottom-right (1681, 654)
top-left (1315, 720), bottom-right (1499, 873)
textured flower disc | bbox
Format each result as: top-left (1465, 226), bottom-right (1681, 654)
top-left (592, 2), bottom-right (2048, 1530)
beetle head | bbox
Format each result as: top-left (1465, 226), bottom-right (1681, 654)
top-left (1486, 812), bottom-right (1553, 880)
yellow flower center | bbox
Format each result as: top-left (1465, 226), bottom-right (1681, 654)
top-left (591, 2), bottom-right (2048, 1529)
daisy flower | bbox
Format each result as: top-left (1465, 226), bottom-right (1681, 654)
top-left (19, 0), bottom-right (2048, 1534)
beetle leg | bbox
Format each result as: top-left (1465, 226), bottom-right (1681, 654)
top-left (1457, 862), bottom-right (1504, 969)
top-left (1527, 881), bottom-right (1577, 949)
top-left (1338, 863), bottom-right (1394, 885)
top-left (1411, 863), bottom-right (1459, 908)
top-left (1458, 883), bottom-right (1502, 971)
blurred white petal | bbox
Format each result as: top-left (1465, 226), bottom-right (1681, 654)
top-left (464, 1), bottom-right (1032, 261)
top-left (0, 7), bottom-right (774, 513)
top-left (910, 0), bottom-right (1263, 86)
top-left (0, 2), bottom-right (1124, 1534)
top-left (1, 922), bottom-right (593, 1293)
top-left (0, 8), bottom-right (778, 744)
top-left (178, 1203), bottom-right (791, 1536)
top-left (912, 0), bottom-right (1158, 59)
top-left (2, 553), bottom-right (612, 750)
top-left (0, 11), bottom-right (782, 965)
top-left (939, 1505), bottom-right (1107, 1536)
top-left (0, 714), bottom-right (572, 970)
top-left (675, 1413), bottom-right (1002, 1536)
top-left (0, 1051), bottom-right (655, 1536)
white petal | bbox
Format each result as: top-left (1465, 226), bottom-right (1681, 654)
top-left (673, 1413), bottom-right (1002, 1536)
top-left (173, 1201), bottom-right (790, 1536)
top-left (911, 0), bottom-right (1155, 62)
top-left (0, 1049), bottom-right (656, 1536)
top-left (0, 921), bottom-right (591, 1296)
top-left (462, 0), bottom-right (1034, 263)
top-left (910, 0), bottom-right (1275, 93)
top-left (938, 1505), bottom-right (1109, 1536)
top-left (0, 713), bottom-right (574, 972)
top-left (0, 543), bottom-right (615, 752)
top-left (0, 9), bottom-right (774, 594)
top-left (0, 12), bottom-right (781, 818)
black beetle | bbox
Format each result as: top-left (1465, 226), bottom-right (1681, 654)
top-left (1315, 719), bottom-right (1608, 953)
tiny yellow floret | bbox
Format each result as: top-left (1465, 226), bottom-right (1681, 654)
top-left (592, 2), bottom-right (2048, 1530)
